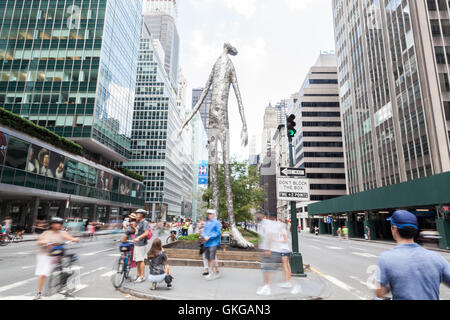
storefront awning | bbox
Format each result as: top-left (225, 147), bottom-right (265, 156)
top-left (309, 171), bottom-right (450, 216)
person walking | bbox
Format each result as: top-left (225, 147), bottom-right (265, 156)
top-left (342, 225), bottom-right (349, 240)
top-left (271, 219), bottom-right (293, 289)
top-left (182, 221), bottom-right (189, 237)
top-left (87, 223), bottom-right (95, 241)
top-left (147, 238), bottom-right (173, 290)
top-left (122, 214), bottom-right (137, 270)
top-left (314, 226), bottom-right (319, 236)
top-left (337, 227), bottom-right (342, 239)
top-left (201, 209), bottom-right (222, 280)
top-left (34, 217), bottom-right (79, 300)
top-left (256, 211), bottom-right (277, 296)
top-left (133, 209), bottom-right (149, 283)
top-left (365, 225), bottom-right (371, 241)
top-left (375, 210), bottom-right (450, 300)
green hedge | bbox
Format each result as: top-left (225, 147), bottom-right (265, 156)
top-left (178, 233), bottom-right (200, 241)
top-left (0, 108), bottom-right (83, 156)
top-left (119, 167), bottom-right (144, 182)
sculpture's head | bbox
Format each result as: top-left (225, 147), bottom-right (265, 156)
top-left (224, 42), bottom-right (238, 56)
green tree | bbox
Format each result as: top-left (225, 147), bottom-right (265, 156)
top-left (202, 161), bottom-right (265, 223)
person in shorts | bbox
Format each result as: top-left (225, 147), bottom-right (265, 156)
top-left (271, 218), bottom-right (293, 289)
top-left (201, 209), bottom-right (222, 281)
top-left (257, 211), bottom-right (277, 296)
top-left (34, 217), bottom-right (79, 300)
top-left (133, 209), bottom-right (149, 283)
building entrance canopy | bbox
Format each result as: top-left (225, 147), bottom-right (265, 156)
top-left (309, 171), bottom-right (450, 216)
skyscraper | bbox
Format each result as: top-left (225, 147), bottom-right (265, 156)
top-left (332, 0), bottom-right (450, 195)
top-left (142, 3), bottom-right (180, 91)
top-left (0, 0), bottom-right (142, 162)
top-left (192, 87), bottom-right (212, 133)
top-left (289, 53), bottom-right (346, 229)
top-left (123, 20), bottom-right (188, 221)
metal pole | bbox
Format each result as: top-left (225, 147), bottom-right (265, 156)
top-left (288, 136), bottom-right (306, 277)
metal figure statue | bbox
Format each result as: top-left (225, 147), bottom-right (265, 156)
top-left (178, 43), bottom-right (252, 248)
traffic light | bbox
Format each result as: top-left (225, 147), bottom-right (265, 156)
top-left (287, 114), bottom-right (297, 138)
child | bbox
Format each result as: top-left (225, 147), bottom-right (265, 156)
top-left (147, 238), bottom-right (172, 290)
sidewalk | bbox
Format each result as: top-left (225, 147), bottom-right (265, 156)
top-left (20, 229), bottom-right (124, 242)
top-left (118, 266), bottom-right (331, 300)
top-left (303, 232), bottom-right (449, 253)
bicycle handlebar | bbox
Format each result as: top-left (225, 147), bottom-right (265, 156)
top-left (43, 240), bottom-right (73, 247)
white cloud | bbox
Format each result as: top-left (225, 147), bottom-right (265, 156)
top-left (224, 0), bottom-right (257, 17)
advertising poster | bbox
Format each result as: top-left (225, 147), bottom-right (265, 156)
top-left (120, 179), bottom-right (131, 196)
top-left (198, 160), bottom-right (208, 185)
top-left (0, 131), bottom-right (8, 165)
top-left (97, 170), bottom-right (114, 191)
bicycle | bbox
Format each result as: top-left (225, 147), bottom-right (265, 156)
top-left (9, 230), bottom-right (24, 243)
top-left (45, 241), bottom-right (81, 298)
top-left (112, 240), bottom-right (134, 289)
top-left (0, 233), bottom-right (10, 246)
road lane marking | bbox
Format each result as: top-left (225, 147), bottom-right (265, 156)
top-left (349, 246), bottom-right (367, 252)
top-left (309, 266), bottom-right (367, 300)
top-left (352, 252), bottom-right (378, 258)
top-left (308, 245), bottom-right (321, 250)
top-left (101, 271), bottom-right (117, 278)
top-left (108, 254), bottom-right (121, 257)
top-left (0, 277), bottom-right (37, 293)
top-left (80, 267), bottom-right (106, 277)
top-left (349, 276), bottom-right (369, 287)
top-left (16, 252), bottom-right (34, 255)
top-left (81, 248), bottom-right (114, 256)
top-left (326, 246), bottom-right (344, 250)
top-left (21, 266), bottom-right (33, 269)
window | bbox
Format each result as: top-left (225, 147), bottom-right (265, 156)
top-left (4, 136), bottom-right (29, 170)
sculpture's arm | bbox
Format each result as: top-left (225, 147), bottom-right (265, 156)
top-left (178, 68), bottom-right (214, 136)
top-left (231, 65), bottom-right (248, 146)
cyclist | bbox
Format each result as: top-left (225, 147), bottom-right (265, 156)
top-left (34, 217), bottom-right (79, 300)
top-left (0, 222), bottom-right (6, 243)
top-left (122, 213), bottom-right (137, 270)
top-left (169, 221), bottom-right (178, 241)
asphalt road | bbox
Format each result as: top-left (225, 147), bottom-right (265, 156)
top-left (298, 232), bottom-right (450, 300)
top-left (0, 230), bottom-right (168, 300)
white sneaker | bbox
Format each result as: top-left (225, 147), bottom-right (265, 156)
top-left (291, 285), bottom-right (302, 295)
top-left (214, 272), bottom-right (221, 280)
top-left (204, 274), bottom-right (214, 281)
top-left (134, 277), bottom-right (145, 283)
top-left (256, 285), bottom-right (271, 296)
top-left (278, 282), bottom-right (293, 289)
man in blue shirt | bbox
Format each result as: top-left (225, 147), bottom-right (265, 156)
top-left (376, 210), bottom-right (450, 300)
top-left (201, 209), bottom-right (222, 280)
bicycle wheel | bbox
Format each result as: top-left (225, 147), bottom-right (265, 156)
top-left (166, 236), bottom-right (176, 244)
top-left (112, 256), bottom-right (126, 289)
top-left (46, 266), bottom-right (63, 297)
top-left (64, 260), bottom-right (81, 295)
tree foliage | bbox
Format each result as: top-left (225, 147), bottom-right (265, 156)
top-left (202, 161), bottom-right (265, 223)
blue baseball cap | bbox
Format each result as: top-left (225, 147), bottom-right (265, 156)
top-left (387, 210), bottom-right (418, 230)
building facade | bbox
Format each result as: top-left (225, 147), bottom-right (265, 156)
top-left (0, 0), bottom-right (142, 163)
top-left (289, 53), bottom-right (346, 229)
top-left (192, 87), bottom-right (212, 133)
top-left (0, 124), bottom-right (144, 232)
top-left (123, 20), bottom-right (189, 221)
top-left (332, 0), bottom-right (450, 195)
top-left (142, 6), bottom-right (179, 92)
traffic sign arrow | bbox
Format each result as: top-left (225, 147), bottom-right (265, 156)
top-left (280, 167), bottom-right (306, 177)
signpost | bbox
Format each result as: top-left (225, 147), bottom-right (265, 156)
top-left (278, 121), bottom-right (308, 277)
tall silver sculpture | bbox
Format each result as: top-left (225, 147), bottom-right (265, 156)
top-left (179, 43), bottom-right (253, 248)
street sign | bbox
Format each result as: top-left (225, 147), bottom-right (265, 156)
top-left (280, 167), bottom-right (306, 178)
top-left (277, 178), bottom-right (310, 202)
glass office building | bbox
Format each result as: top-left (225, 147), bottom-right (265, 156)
top-left (0, 0), bottom-right (142, 162)
top-left (332, 0), bottom-right (450, 195)
top-left (123, 20), bottom-right (190, 221)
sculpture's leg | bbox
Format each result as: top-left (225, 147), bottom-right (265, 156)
top-left (209, 133), bottom-right (220, 212)
top-left (221, 130), bottom-right (254, 249)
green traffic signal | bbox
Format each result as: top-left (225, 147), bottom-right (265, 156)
top-left (288, 129), bottom-right (297, 137)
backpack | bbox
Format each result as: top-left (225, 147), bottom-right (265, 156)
top-left (147, 227), bottom-right (153, 240)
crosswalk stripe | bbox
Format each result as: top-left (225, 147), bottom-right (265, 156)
top-left (80, 267), bottom-right (106, 277)
top-left (101, 271), bottom-right (117, 278)
top-left (108, 254), bottom-right (121, 257)
top-left (326, 246), bottom-right (344, 250)
top-left (82, 248), bottom-right (114, 256)
top-left (351, 252), bottom-right (378, 258)
top-left (0, 277), bottom-right (37, 293)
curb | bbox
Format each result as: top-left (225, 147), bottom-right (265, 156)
top-left (306, 234), bottom-right (450, 253)
top-left (118, 286), bottom-right (168, 300)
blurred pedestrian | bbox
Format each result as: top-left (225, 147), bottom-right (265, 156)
top-left (375, 210), bottom-right (450, 300)
top-left (133, 210), bottom-right (150, 283)
top-left (182, 221), bottom-right (189, 236)
top-left (314, 226), bottom-right (319, 236)
top-left (271, 219), bottom-right (292, 289)
top-left (201, 209), bottom-right (222, 280)
top-left (256, 211), bottom-right (277, 296)
top-left (365, 225), bottom-right (371, 241)
top-left (342, 225), bottom-right (349, 240)
top-left (147, 238), bottom-right (172, 290)
top-left (337, 227), bottom-right (342, 239)
top-left (34, 217), bottom-right (79, 300)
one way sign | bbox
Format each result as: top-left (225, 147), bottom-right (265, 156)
top-left (280, 167), bottom-right (306, 178)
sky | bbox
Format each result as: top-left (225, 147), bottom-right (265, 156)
top-left (177, 0), bottom-right (336, 159)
